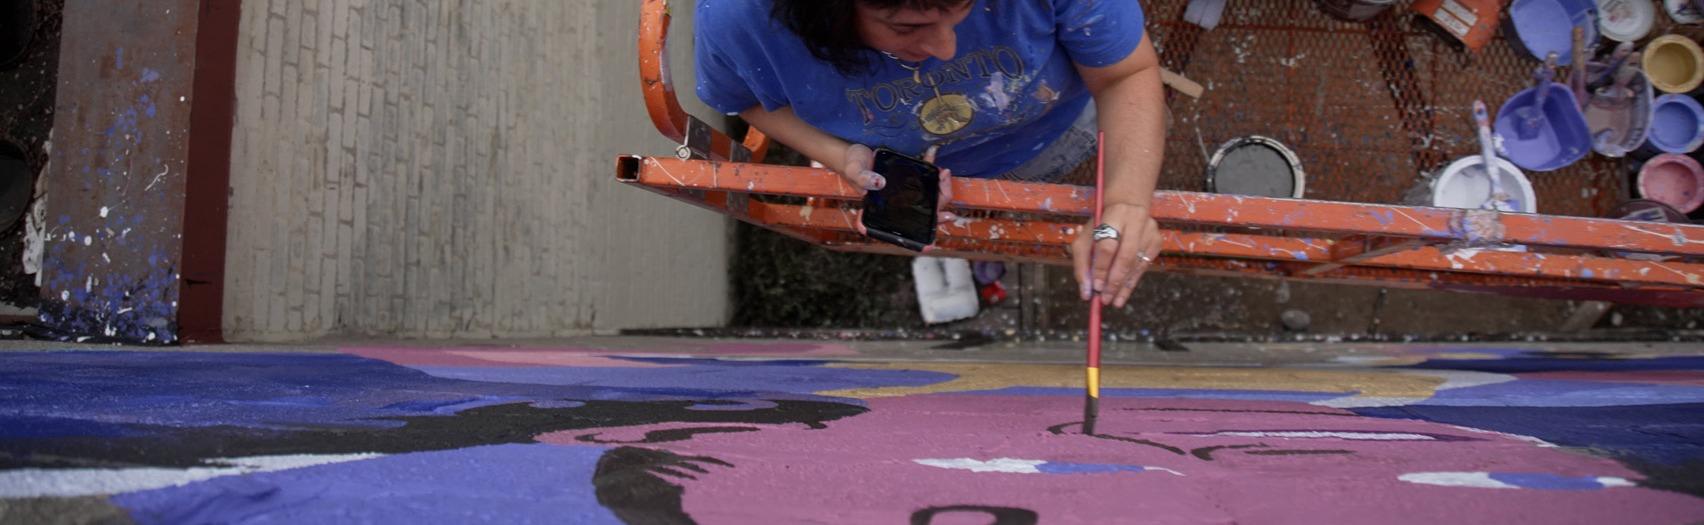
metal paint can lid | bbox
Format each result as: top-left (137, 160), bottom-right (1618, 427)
top-left (1612, 199), bottom-right (1691, 222)
top-left (1206, 136), bottom-right (1306, 199)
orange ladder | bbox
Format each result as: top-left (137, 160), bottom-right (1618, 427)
top-left (616, 0), bottom-right (1704, 308)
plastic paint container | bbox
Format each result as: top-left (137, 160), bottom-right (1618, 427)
top-left (1494, 83), bottom-right (1593, 171)
top-left (1664, 0), bottom-right (1704, 24)
top-left (1640, 94), bottom-right (1704, 154)
top-left (1583, 61), bottom-right (1656, 157)
top-left (1638, 153), bottom-right (1704, 212)
top-left (1507, 0), bottom-right (1600, 62)
top-left (1612, 198), bottom-right (1691, 222)
top-left (1643, 35), bottom-right (1704, 93)
top-left (1316, 0), bottom-right (1400, 21)
top-left (1206, 136), bottom-right (1306, 199)
top-left (1432, 156), bottom-right (1538, 213)
top-left (1597, 0), bottom-right (1657, 42)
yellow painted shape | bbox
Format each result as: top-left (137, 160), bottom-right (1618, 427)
top-left (1429, 352), bottom-right (1502, 360)
top-left (822, 362), bottom-right (1444, 400)
top-left (1087, 367), bottom-right (1100, 398)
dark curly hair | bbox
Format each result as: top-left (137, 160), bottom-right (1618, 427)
top-left (771, 0), bottom-right (975, 76)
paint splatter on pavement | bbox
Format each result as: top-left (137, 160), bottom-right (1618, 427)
top-left (1, 342), bottom-right (1702, 523)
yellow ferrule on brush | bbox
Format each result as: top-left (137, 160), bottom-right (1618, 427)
top-left (1086, 367), bottom-right (1100, 398)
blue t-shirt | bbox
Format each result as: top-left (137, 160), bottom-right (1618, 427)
top-left (694, 0), bottom-right (1146, 178)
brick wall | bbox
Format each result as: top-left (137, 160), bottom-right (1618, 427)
top-left (224, 0), bottom-right (730, 340)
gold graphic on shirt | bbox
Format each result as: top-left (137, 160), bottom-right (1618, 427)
top-left (920, 93), bottom-right (974, 135)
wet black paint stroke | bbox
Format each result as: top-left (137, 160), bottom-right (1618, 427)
top-left (575, 426), bottom-right (762, 445)
top-left (1244, 449), bottom-right (1356, 456)
top-left (1190, 443), bottom-right (1267, 461)
top-left (1047, 421), bottom-right (1187, 456)
top-left (911, 505), bottom-right (1039, 525)
top-left (593, 446), bottom-right (733, 525)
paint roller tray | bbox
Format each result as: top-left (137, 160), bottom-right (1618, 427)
top-left (1494, 83), bottom-right (1592, 172)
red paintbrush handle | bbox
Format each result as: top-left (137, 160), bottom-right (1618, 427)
top-left (1088, 131), bottom-right (1105, 368)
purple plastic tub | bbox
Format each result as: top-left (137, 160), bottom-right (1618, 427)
top-left (1507, 0), bottom-right (1599, 62)
top-left (1494, 82), bottom-right (1593, 171)
top-left (1640, 94), bottom-right (1704, 155)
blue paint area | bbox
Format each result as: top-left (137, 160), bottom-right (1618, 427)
top-left (1488, 472), bottom-right (1622, 491)
top-left (1403, 355), bottom-right (1704, 374)
top-left (954, 386), bottom-right (1343, 403)
top-left (112, 444), bottom-right (621, 525)
top-left (414, 363), bottom-right (952, 398)
top-left (140, 68), bottom-right (159, 83)
top-left (1416, 379), bottom-right (1704, 407)
top-left (1354, 403), bottom-right (1704, 466)
top-left (0, 352), bottom-right (946, 436)
top-left (1037, 462), bottom-right (1152, 475)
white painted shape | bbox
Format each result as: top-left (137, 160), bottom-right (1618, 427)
top-left (0, 453), bottom-right (381, 498)
top-left (914, 458), bottom-right (1044, 474)
top-left (1399, 472), bottom-right (1517, 489)
top-left (1313, 396), bottom-right (1427, 408)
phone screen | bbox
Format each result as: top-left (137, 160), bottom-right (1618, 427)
top-left (862, 148), bottom-right (941, 249)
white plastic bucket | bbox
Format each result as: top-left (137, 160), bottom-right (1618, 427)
top-left (1432, 156), bottom-right (1539, 213)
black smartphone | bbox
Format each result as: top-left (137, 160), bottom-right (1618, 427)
top-left (861, 147), bottom-right (941, 252)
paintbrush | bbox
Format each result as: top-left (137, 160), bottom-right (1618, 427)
top-left (1084, 130), bottom-right (1106, 436)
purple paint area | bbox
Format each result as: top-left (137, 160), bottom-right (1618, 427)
top-left (112, 444), bottom-right (620, 525)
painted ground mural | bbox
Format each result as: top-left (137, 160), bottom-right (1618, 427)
top-left (1, 342), bottom-right (1702, 523)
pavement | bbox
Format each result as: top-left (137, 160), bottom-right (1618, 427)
top-left (2, 337), bottom-right (1703, 524)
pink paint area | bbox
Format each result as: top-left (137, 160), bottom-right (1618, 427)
top-left (1638, 154), bottom-right (1704, 213)
top-left (344, 341), bottom-right (855, 368)
top-left (686, 341), bottom-right (858, 357)
top-left (561, 395), bottom-right (1704, 524)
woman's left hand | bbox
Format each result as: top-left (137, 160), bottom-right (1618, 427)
top-left (1070, 203), bottom-right (1162, 307)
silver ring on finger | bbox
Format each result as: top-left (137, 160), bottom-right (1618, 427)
top-left (1092, 224), bottom-right (1120, 242)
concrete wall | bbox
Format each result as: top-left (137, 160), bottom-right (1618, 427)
top-left (223, 0), bottom-right (729, 341)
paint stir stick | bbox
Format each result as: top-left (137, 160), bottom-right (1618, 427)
top-left (1084, 130), bottom-right (1106, 436)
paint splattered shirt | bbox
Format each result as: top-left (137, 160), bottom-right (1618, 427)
top-left (694, 0), bottom-right (1146, 178)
